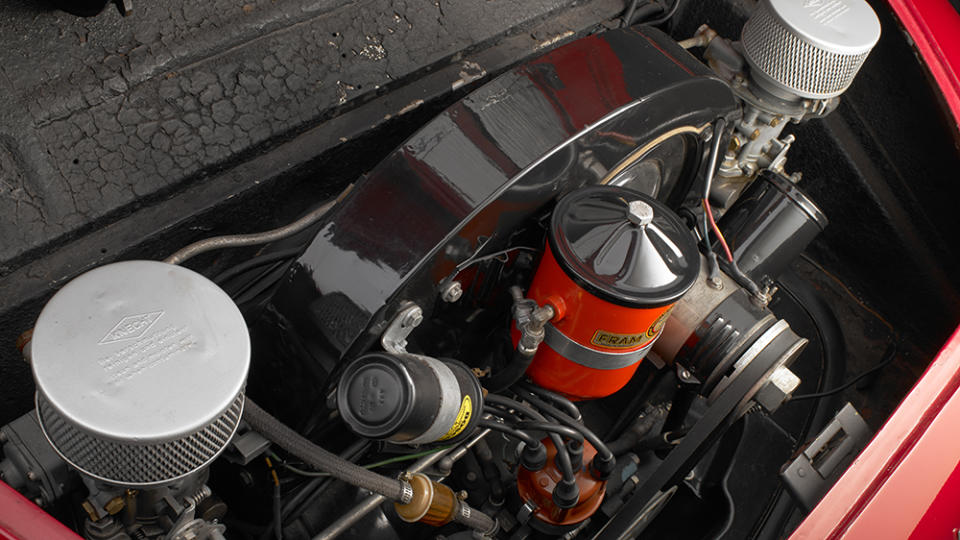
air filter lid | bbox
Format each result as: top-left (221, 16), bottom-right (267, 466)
top-left (763, 0), bottom-right (880, 56)
top-left (549, 186), bottom-right (699, 308)
top-left (32, 261), bottom-right (249, 486)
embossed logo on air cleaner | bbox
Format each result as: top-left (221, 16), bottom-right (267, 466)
top-left (803, 0), bottom-right (850, 24)
top-left (99, 311), bottom-right (164, 344)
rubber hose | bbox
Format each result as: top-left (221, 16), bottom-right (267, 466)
top-left (243, 399), bottom-right (408, 502)
top-left (454, 501), bottom-right (498, 536)
top-left (485, 347), bottom-right (535, 393)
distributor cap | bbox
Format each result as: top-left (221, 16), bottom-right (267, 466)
top-left (549, 186), bottom-right (699, 308)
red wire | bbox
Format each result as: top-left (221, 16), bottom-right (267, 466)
top-left (703, 198), bottom-right (734, 262)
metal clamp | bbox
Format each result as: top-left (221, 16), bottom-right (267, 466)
top-left (543, 324), bottom-right (653, 370)
top-left (381, 303), bottom-right (423, 354)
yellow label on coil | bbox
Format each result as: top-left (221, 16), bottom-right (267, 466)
top-left (438, 395), bottom-right (472, 441)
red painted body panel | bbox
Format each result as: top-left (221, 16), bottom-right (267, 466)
top-left (887, 0), bottom-right (960, 132)
top-left (0, 482), bottom-right (81, 540)
top-left (791, 1), bottom-right (960, 537)
top-left (791, 327), bottom-right (960, 539)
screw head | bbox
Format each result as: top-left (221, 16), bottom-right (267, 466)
top-left (26, 471), bottom-right (38, 481)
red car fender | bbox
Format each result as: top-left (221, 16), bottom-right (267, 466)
top-left (792, 2), bottom-right (960, 537)
top-left (792, 326), bottom-right (960, 539)
top-left (887, 0), bottom-right (960, 132)
top-left (0, 482), bottom-right (80, 540)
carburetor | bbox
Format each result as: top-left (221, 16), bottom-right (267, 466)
top-left (5, 261), bottom-right (250, 540)
top-left (683, 0), bottom-right (882, 206)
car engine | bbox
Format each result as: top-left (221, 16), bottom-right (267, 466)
top-left (0, 0), bottom-right (949, 539)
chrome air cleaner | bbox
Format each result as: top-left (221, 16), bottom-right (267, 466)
top-left (31, 261), bottom-right (250, 487)
top-left (741, 0), bottom-right (881, 100)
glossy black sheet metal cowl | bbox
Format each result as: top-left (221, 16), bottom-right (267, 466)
top-left (269, 27), bottom-right (740, 362)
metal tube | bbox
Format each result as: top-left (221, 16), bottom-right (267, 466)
top-left (313, 428), bottom-right (491, 540)
top-left (435, 428), bottom-right (490, 475)
top-left (163, 185), bottom-right (351, 265)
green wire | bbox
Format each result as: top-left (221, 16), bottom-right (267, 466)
top-left (269, 447), bottom-right (450, 478)
top-left (363, 447), bottom-right (450, 468)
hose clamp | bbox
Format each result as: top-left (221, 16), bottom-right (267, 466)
top-left (543, 324), bottom-right (654, 370)
top-left (399, 480), bottom-right (415, 505)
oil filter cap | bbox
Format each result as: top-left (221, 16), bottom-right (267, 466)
top-left (549, 186), bottom-right (699, 308)
top-left (31, 261), bottom-right (250, 487)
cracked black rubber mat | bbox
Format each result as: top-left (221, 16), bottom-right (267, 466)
top-left (0, 0), bottom-right (619, 271)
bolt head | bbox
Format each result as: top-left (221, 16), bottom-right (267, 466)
top-left (627, 200), bottom-right (654, 226)
top-left (440, 281), bottom-right (463, 303)
top-left (755, 366), bottom-right (801, 413)
top-left (402, 307), bottom-right (423, 327)
top-left (26, 471), bottom-right (37, 481)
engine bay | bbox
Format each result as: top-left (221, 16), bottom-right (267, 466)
top-left (1, 0), bottom-right (959, 539)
